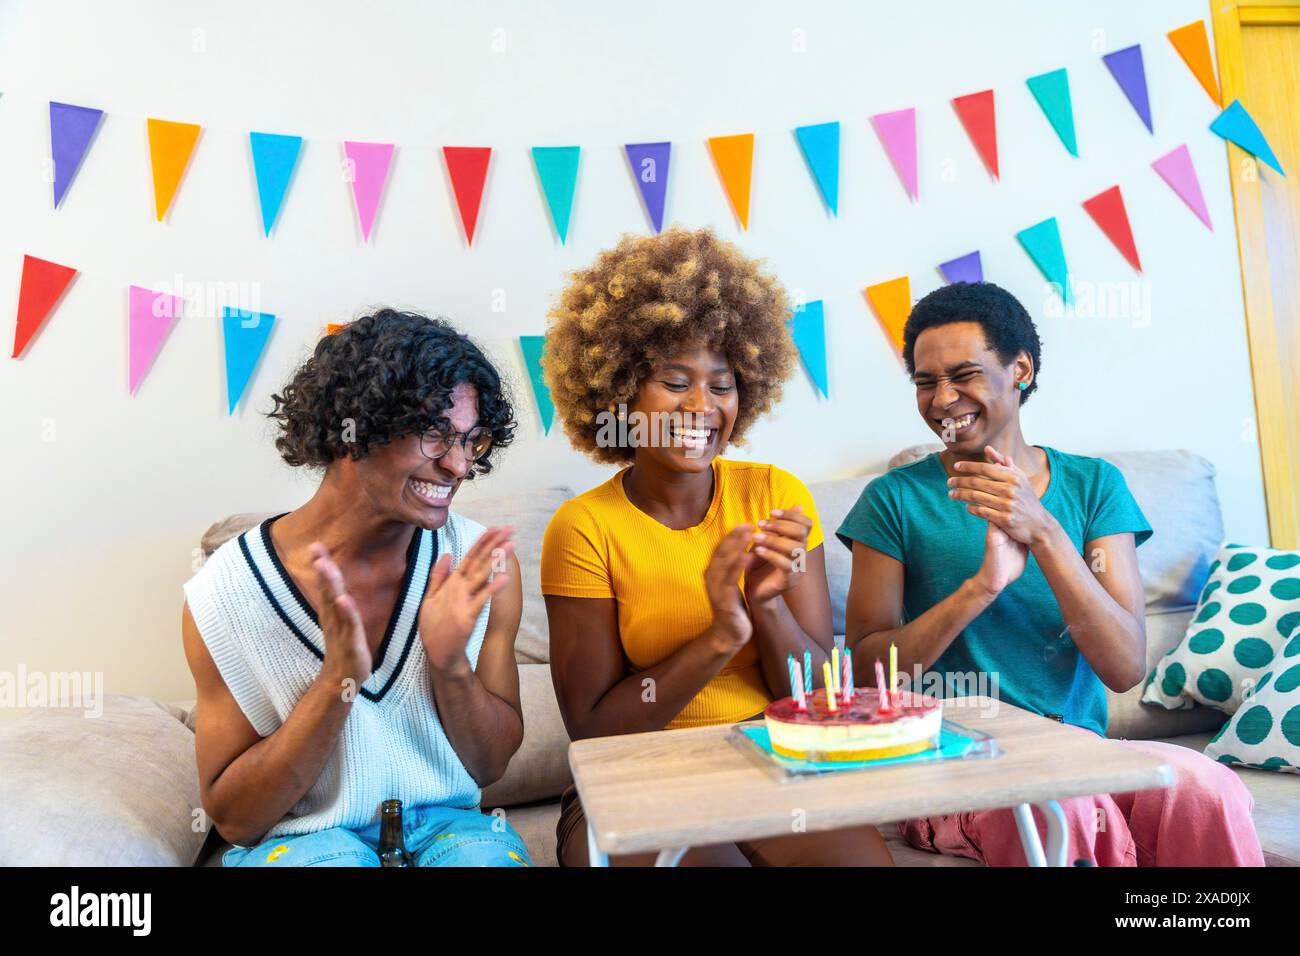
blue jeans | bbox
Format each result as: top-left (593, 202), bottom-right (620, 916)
top-left (222, 804), bottom-right (532, 867)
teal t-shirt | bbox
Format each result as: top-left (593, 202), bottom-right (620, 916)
top-left (836, 446), bottom-right (1152, 737)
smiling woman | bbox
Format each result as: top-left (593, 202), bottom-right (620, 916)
top-left (179, 308), bottom-right (533, 866)
top-left (539, 227), bottom-right (894, 867)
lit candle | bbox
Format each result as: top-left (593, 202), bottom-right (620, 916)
top-left (823, 661), bottom-right (838, 712)
top-left (875, 659), bottom-right (891, 714)
top-left (889, 643), bottom-right (898, 708)
top-left (803, 649), bottom-right (813, 696)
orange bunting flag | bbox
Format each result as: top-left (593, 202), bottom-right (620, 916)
top-left (707, 133), bottom-right (754, 230)
top-left (147, 118), bottom-right (202, 221)
top-left (864, 277), bottom-right (912, 353)
top-left (1167, 21), bottom-right (1221, 106)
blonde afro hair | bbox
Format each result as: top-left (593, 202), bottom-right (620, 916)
top-left (542, 226), bottom-right (797, 464)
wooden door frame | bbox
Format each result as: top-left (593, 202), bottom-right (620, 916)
top-left (1211, 0), bottom-right (1300, 546)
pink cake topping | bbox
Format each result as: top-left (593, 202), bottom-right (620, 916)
top-left (765, 688), bottom-right (940, 727)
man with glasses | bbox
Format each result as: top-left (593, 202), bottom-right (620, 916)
top-left (181, 309), bottom-right (534, 866)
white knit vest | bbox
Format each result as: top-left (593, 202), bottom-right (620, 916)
top-left (183, 511), bottom-right (490, 843)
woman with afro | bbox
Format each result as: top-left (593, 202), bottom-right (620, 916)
top-left (540, 226), bottom-right (894, 866)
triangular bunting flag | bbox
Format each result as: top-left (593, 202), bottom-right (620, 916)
top-left (531, 146), bottom-right (581, 244)
top-left (128, 285), bottom-right (184, 395)
top-left (624, 142), bottom-right (671, 232)
top-left (12, 255), bottom-right (78, 358)
top-left (1168, 21), bottom-right (1221, 106)
top-left (864, 276), bottom-right (912, 353)
top-left (249, 132), bottom-right (303, 236)
top-left (794, 122), bottom-right (840, 215)
top-left (1015, 217), bottom-right (1072, 304)
top-left (951, 91), bottom-right (998, 180)
top-left (788, 300), bottom-right (829, 397)
top-left (1152, 144), bottom-right (1212, 230)
top-left (223, 307), bottom-right (276, 413)
top-left (443, 146), bottom-right (492, 245)
top-left (519, 336), bottom-right (554, 434)
top-left (938, 251), bottom-right (983, 285)
top-left (49, 102), bottom-right (104, 209)
top-left (343, 141), bottom-right (396, 241)
top-left (870, 108), bottom-right (918, 201)
top-left (707, 133), bottom-right (754, 229)
top-left (1082, 185), bottom-right (1142, 272)
top-left (1102, 45), bottom-right (1153, 133)
top-left (147, 118), bottom-right (202, 221)
top-left (1025, 69), bottom-right (1078, 157)
top-left (1209, 100), bottom-right (1285, 175)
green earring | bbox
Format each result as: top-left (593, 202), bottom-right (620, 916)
top-left (1017, 381), bottom-right (1028, 391)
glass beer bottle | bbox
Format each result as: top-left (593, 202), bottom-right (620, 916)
top-left (376, 799), bottom-right (413, 867)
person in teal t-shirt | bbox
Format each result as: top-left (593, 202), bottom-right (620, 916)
top-left (837, 281), bottom-right (1261, 867)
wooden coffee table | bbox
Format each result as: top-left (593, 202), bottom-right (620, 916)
top-left (568, 696), bottom-right (1174, 866)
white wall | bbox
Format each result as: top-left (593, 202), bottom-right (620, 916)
top-left (0, 0), bottom-right (1269, 708)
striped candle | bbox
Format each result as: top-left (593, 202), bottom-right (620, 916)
top-left (842, 649), bottom-right (854, 703)
top-left (875, 659), bottom-right (890, 713)
top-left (803, 649), bottom-right (813, 695)
top-left (787, 654), bottom-right (798, 699)
top-left (792, 660), bottom-right (807, 710)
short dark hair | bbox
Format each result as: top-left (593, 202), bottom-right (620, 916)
top-left (902, 282), bottom-right (1042, 404)
top-left (267, 309), bottom-right (516, 475)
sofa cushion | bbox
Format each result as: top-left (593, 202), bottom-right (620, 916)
top-left (480, 663), bottom-right (573, 808)
top-left (807, 474), bottom-right (878, 636)
top-left (1151, 732), bottom-right (1300, 867)
top-left (1144, 543), bottom-right (1300, 715)
top-left (455, 487), bottom-right (572, 664)
top-left (1204, 652), bottom-right (1300, 775)
top-left (197, 485), bottom-right (573, 666)
top-left (1107, 608), bottom-right (1228, 740)
top-left (0, 696), bottom-right (209, 866)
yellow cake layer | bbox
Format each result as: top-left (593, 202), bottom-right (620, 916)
top-left (770, 736), bottom-right (937, 762)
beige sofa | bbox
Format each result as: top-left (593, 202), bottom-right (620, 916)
top-left (1, 448), bottom-right (1294, 866)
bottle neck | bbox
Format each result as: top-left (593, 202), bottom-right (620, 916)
top-left (379, 809), bottom-right (405, 848)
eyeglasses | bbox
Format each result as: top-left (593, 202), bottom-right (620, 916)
top-left (418, 425), bottom-right (494, 463)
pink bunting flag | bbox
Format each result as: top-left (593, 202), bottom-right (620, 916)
top-left (343, 141), bottom-right (395, 242)
top-left (1152, 145), bottom-right (1212, 230)
top-left (870, 108), bottom-right (918, 201)
top-left (128, 285), bottom-right (184, 395)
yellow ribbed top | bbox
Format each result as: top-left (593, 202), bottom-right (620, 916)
top-left (540, 458), bottom-right (824, 729)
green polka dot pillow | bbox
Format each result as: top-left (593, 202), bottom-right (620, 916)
top-left (1143, 543), bottom-right (1300, 714)
top-left (1204, 644), bottom-right (1300, 773)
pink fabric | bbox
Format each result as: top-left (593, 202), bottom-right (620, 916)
top-left (899, 732), bottom-right (1264, 866)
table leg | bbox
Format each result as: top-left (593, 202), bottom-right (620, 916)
top-left (1040, 800), bottom-right (1068, 867)
top-left (1012, 803), bottom-right (1046, 866)
top-left (1013, 801), bottom-right (1069, 866)
top-left (654, 847), bottom-right (688, 867)
top-left (587, 820), bottom-right (609, 867)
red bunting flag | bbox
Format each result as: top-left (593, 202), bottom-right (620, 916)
top-left (1082, 185), bottom-right (1142, 273)
top-left (12, 255), bottom-right (78, 358)
top-left (951, 90), bottom-right (999, 180)
top-left (443, 147), bottom-right (492, 245)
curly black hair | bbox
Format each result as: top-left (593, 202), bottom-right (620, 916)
top-left (267, 309), bottom-right (516, 476)
top-left (902, 282), bottom-right (1042, 405)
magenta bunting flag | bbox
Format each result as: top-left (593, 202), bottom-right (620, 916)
top-left (870, 108), bottom-right (918, 200)
top-left (1152, 144), bottom-right (1212, 230)
top-left (343, 141), bottom-right (395, 242)
top-left (128, 285), bottom-right (184, 395)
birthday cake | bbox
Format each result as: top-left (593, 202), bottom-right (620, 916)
top-left (763, 688), bottom-right (944, 762)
